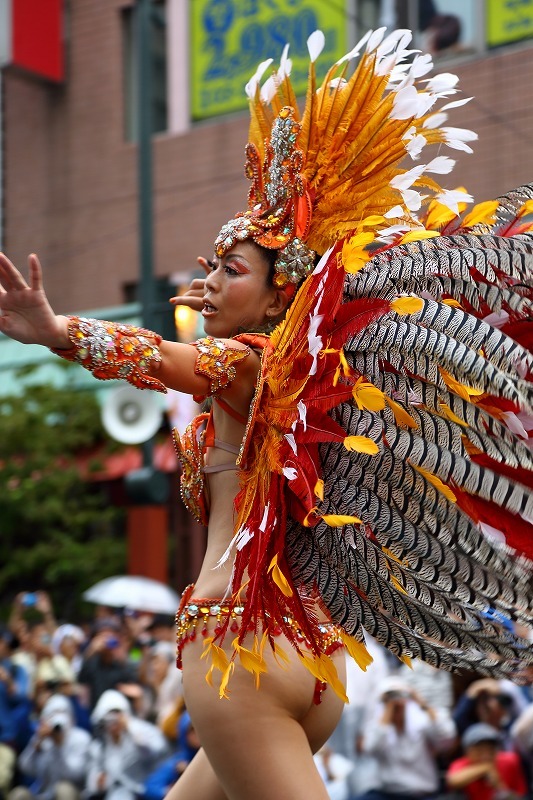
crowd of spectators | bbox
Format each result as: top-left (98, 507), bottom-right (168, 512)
top-left (2, 591), bottom-right (533, 800)
top-left (0, 591), bottom-right (189, 800)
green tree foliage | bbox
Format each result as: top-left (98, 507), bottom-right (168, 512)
top-left (0, 366), bottom-right (126, 619)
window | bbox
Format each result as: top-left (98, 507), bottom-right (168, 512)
top-left (353, 0), bottom-right (482, 59)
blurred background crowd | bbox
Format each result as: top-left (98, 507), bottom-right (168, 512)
top-left (1, 590), bottom-right (533, 800)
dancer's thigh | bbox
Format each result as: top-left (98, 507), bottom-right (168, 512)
top-left (180, 636), bottom-right (346, 800)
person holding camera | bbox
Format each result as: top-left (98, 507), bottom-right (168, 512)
top-left (353, 676), bottom-right (456, 800)
top-left (453, 679), bottom-right (528, 752)
top-left (8, 694), bottom-right (91, 800)
top-left (86, 690), bottom-right (167, 800)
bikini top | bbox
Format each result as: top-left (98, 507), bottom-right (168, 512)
top-left (173, 335), bottom-right (263, 526)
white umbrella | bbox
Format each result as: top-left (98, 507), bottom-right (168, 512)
top-left (83, 575), bottom-right (180, 614)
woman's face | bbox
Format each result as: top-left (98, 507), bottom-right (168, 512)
top-left (202, 240), bottom-right (283, 338)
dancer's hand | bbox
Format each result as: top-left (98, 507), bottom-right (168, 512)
top-left (170, 256), bottom-right (210, 312)
top-left (0, 253), bottom-right (69, 348)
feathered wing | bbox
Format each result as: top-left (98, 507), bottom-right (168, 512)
top-left (202, 187), bottom-right (533, 699)
top-left (284, 185), bottom-right (533, 684)
top-left (202, 26), bottom-right (533, 694)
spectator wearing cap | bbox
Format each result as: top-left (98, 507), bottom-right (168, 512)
top-left (0, 626), bottom-right (31, 796)
top-left (86, 690), bottom-right (167, 800)
top-left (9, 695), bottom-right (91, 800)
top-left (78, 622), bottom-right (137, 710)
top-left (446, 722), bottom-right (527, 799)
top-left (353, 676), bottom-right (456, 800)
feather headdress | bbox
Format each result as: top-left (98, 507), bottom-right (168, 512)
top-left (214, 27), bottom-right (476, 285)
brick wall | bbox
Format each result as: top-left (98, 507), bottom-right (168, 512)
top-left (4, 2), bottom-right (533, 315)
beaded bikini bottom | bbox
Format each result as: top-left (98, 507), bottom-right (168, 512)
top-left (175, 583), bottom-right (344, 704)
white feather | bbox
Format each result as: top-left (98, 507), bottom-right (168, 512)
top-left (245, 58), bottom-right (274, 99)
top-left (390, 165), bottom-right (426, 191)
top-left (405, 134), bottom-right (427, 160)
top-left (442, 126), bottom-right (478, 154)
top-left (410, 53), bottom-right (433, 78)
top-left (278, 43), bottom-right (292, 79)
top-left (435, 189), bottom-right (474, 215)
top-left (440, 97), bottom-right (473, 111)
top-left (260, 74), bottom-right (278, 104)
top-left (424, 72), bottom-right (459, 93)
top-left (401, 188), bottom-right (423, 211)
top-left (426, 156), bottom-right (455, 174)
top-left (307, 29), bottom-right (325, 63)
top-left (384, 205), bottom-right (405, 219)
top-left (259, 503), bottom-right (270, 532)
top-left (377, 29), bottom-right (412, 59)
top-left (285, 433), bottom-right (297, 454)
top-left (366, 27), bottom-right (387, 52)
top-left (423, 112), bottom-right (448, 129)
top-left (297, 400), bottom-right (307, 431)
top-left (282, 467), bottom-right (298, 481)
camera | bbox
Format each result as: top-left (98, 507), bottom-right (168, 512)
top-left (22, 592), bottom-right (37, 607)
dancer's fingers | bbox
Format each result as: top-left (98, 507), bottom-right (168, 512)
top-left (197, 256), bottom-right (212, 276)
top-left (170, 295), bottom-right (204, 312)
top-left (0, 253), bottom-right (28, 291)
top-left (28, 254), bottom-right (44, 291)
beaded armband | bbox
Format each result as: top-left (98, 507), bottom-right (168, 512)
top-left (192, 336), bottom-right (250, 400)
top-left (51, 316), bottom-right (166, 392)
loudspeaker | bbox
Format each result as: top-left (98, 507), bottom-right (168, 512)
top-left (101, 385), bottom-right (163, 445)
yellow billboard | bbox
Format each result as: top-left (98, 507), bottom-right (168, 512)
top-left (190, 0), bottom-right (348, 121)
top-left (487, 0), bottom-right (533, 47)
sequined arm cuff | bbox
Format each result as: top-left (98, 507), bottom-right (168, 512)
top-left (192, 336), bottom-right (250, 399)
top-left (51, 316), bottom-right (166, 392)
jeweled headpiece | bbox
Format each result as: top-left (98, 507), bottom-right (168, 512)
top-left (214, 106), bottom-right (315, 287)
top-left (216, 28), bottom-right (477, 287)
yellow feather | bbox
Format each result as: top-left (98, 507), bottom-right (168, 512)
top-left (268, 555), bottom-right (293, 597)
top-left (399, 229), bottom-right (440, 244)
top-left (385, 397), bottom-right (417, 428)
top-left (353, 380), bottom-right (386, 412)
top-left (341, 632), bottom-right (374, 670)
top-left (438, 402), bottom-right (469, 427)
top-left (412, 464), bottom-right (457, 502)
top-left (322, 513), bottom-right (363, 526)
top-left (462, 200), bottom-right (499, 228)
top-left (343, 436), bottom-right (379, 454)
top-left (391, 297), bottom-right (424, 315)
